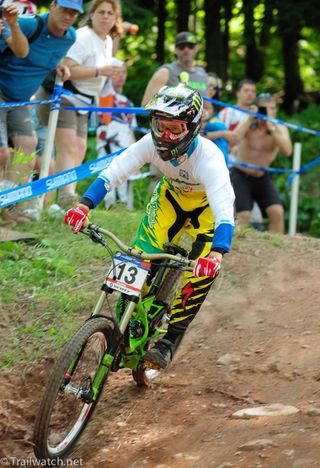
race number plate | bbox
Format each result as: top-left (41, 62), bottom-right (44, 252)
top-left (105, 252), bottom-right (151, 296)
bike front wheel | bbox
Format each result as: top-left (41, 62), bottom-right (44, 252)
top-left (33, 317), bottom-right (114, 461)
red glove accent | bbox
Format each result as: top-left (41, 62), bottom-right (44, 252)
top-left (64, 205), bottom-right (89, 234)
top-left (193, 257), bottom-right (221, 278)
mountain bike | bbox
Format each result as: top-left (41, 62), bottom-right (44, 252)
top-left (33, 221), bottom-right (195, 461)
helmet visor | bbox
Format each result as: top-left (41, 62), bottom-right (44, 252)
top-left (151, 118), bottom-right (189, 143)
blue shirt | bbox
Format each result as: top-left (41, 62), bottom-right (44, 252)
top-left (0, 21), bottom-right (11, 45)
top-left (204, 117), bottom-right (229, 165)
top-left (0, 14), bottom-right (76, 101)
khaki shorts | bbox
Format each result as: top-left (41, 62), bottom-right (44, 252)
top-left (35, 86), bottom-right (88, 139)
top-left (0, 90), bottom-right (35, 147)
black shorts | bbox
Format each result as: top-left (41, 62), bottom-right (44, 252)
top-left (230, 167), bottom-right (282, 216)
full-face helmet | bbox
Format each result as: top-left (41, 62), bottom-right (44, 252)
top-left (146, 84), bottom-right (203, 161)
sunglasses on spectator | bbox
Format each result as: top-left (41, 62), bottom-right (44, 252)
top-left (176, 43), bottom-right (197, 50)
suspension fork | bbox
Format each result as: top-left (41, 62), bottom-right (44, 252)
top-left (118, 296), bottom-right (139, 334)
top-left (90, 290), bottom-right (107, 317)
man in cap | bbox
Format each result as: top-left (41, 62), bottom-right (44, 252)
top-left (142, 31), bottom-right (208, 106)
top-left (142, 31), bottom-right (210, 193)
top-left (0, 0), bottom-right (82, 225)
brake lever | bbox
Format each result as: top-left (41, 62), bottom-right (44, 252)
top-left (80, 228), bottom-right (106, 246)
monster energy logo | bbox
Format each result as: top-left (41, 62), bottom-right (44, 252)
top-left (192, 93), bottom-right (202, 111)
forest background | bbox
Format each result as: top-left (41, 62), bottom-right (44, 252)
top-left (37, 0), bottom-right (320, 236)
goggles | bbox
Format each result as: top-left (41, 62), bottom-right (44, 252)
top-left (151, 118), bottom-right (189, 142)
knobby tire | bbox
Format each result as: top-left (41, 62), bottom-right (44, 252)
top-left (33, 317), bottom-right (113, 461)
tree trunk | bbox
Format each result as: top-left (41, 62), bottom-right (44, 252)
top-left (156, 0), bottom-right (166, 63)
top-left (222, 0), bottom-right (232, 81)
top-left (260, 0), bottom-right (275, 47)
top-left (243, 0), bottom-right (264, 82)
top-left (204, 0), bottom-right (225, 77)
top-left (281, 25), bottom-right (305, 112)
top-left (176, 0), bottom-right (190, 33)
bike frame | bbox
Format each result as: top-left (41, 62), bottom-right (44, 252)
top-left (68, 222), bottom-right (195, 401)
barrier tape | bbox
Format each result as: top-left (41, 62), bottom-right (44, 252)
top-left (229, 161), bottom-right (294, 174)
top-left (0, 98), bottom-right (56, 108)
top-left (204, 97), bottom-right (320, 137)
top-left (62, 105), bottom-right (150, 115)
top-left (0, 150), bottom-right (123, 209)
top-left (230, 158), bottom-right (320, 186)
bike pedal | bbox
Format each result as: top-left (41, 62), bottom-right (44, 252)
top-left (143, 359), bottom-right (162, 371)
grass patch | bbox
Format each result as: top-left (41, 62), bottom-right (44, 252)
top-left (0, 206), bottom-right (143, 368)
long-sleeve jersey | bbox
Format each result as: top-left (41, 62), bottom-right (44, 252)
top-left (82, 134), bottom-right (235, 252)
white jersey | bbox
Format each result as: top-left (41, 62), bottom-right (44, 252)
top-left (99, 134), bottom-right (235, 229)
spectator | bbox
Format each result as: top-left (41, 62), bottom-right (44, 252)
top-left (232, 93), bottom-right (292, 233)
top-left (36, 0), bottom-right (123, 210)
top-left (219, 78), bottom-right (256, 161)
top-left (96, 60), bottom-right (137, 210)
top-left (0, 0), bottom-right (82, 226)
top-left (0, 2), bottom-right (29, 192)
top-left (141, 31), bottom-right (209, 105)
top-left (219, 78), bottom-right (264, 229)
top-left (202, 72), bottom-right (239, 165)
top-left (0, 3), bottom-right (29, 59)
top-left (141, 31), bottom-right (210, 195)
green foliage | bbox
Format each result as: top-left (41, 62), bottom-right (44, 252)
top-left (0, 208), bottom-right (143, 368)
top-left (269, 105), bottom-right (320, 237)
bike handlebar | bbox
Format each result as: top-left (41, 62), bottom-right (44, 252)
top-left (84, 222), bottom-right (196, 271)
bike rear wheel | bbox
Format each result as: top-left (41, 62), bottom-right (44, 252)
top-left (33, 317), bottom-right (113, 461)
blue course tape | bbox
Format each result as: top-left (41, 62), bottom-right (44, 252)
top-left (286, 155), bottom-right (320, 186)
top-left (0, 98), bottom-right (55, 108)
top-left (62, 105), bottom-right (150, 115)
top-left (230, 158), bottom-right (320, 186)
top-left (0, 149), bottom-right (124, 209)
top-left (204, 97), bottom-right (320, 137)
top-left (229, 161), bottom-right (294, 174)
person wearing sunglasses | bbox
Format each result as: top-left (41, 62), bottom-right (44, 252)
top-left (141, 31), bottom-right (210, 195)
top-left (141, 31), bottom-right (208, 106)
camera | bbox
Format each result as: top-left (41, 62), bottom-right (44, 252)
top-left (258, 105), bottom-right (267, 115)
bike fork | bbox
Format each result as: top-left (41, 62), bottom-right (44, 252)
top-left (118, 299), bottom-right (138, 334)
top-left (91, 291), bottom-right (107, 316)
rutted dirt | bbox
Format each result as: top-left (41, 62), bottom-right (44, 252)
top-left (1, 233), bottom-right (320, 467)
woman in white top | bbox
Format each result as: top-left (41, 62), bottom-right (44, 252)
top-left (55, 0), bottom-right (123, 207)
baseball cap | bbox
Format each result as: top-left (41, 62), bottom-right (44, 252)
top-left (175, 31), bottom-right (197, 46)
top-left (56, 0), bottom-right (84, 13)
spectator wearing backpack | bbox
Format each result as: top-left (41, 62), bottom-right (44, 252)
top-left (0, 0), bottom-right (82, 226)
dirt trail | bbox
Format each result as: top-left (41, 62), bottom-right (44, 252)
top-left (1, 233), bottom-right (320, 467)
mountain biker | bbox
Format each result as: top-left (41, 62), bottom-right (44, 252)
top-left (65, 83), bottom-right (235, 369)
